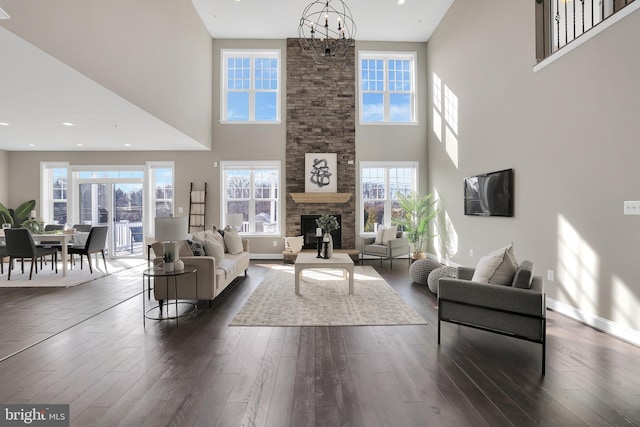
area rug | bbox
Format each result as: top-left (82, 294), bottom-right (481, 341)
top-left (0, 258), bottom-right (145, 288)
top-left (230, 265), bottom-right (427, 327)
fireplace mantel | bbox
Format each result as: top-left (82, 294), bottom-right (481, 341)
top-left (290, 193), bottom-right (352, 204)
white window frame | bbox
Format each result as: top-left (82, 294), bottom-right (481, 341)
top-left (221, 49), bottom-right (281, 123)
top-left (40, 162), bottom-right (69, 224)
top-left (360, 161), bottom-right (419, 235)
top-left (358, 51), bottom-right (417, 125)
top-left (220, 160), bottom-right (281, 236)
top-left (146, 161), bottom-right (175, 237)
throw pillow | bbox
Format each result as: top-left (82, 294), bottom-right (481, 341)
top-left (471, 243), bottom-right (518, 285)
top-left (382, 225), bottom-right (398, 245)
top-left (489, 244), bottom-right (518, 285)
top-left (224, 232), bottom-right (244, 255)
top-left (191, 231), bottom-right (206, 245)
top-left (223, 225), bottom-right (239, 235)
top-left (204, 229), bottom-right (225, 251)
top-left (511, 260), bottom-right (534, 289)
top-left (186, 240), bottom-right (205, 256)
top-left (285, 236), bottom-right (304, 253)
top-left (203, 237), bottom-right (225, 263)
top-left (374, 225), bottom-right (386, 245)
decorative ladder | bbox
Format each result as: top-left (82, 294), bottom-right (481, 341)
top-left (188, 182), bottom-right (207, 233)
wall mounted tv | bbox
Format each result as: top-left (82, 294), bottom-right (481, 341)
top-left (464, 168), bottom-right (514, 217)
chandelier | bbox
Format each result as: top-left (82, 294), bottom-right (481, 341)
top-left (298, 0), bottom-right (356, 64)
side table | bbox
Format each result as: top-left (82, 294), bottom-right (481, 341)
top-left (143, 265), bottom-right (198, 327)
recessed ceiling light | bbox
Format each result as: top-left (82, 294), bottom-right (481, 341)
top-left (28, 144), bottom-right (36, 147)
top-left (76, 143), bottom-right (84, 147)
top-left (62, 122), bottom-right (75, 126)
top-left (124, 143), bottom-right (131, 147)
top-left (397, 0), bottom-right (406, 4)
top-left (0, 122), bottom-right (9, 126)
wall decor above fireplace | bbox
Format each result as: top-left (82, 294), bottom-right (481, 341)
top-left (305, 153), bottom-right (337, 193)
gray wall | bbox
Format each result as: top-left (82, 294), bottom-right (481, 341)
top-left (0, 149), bottom-right (8, 204)
top-left (355, 41), bottom-right (429, 242)
top-left (427, 0), bottom-right (640, 335)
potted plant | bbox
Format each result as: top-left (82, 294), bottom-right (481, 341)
top-left (0, 200), bottom-right (36, 228)
top-left (392, 192), bottom-right (438, 258)
top-left (163, 247), bottom-right (176, 272)
top-left (315, 214), bottom-right (340, 234)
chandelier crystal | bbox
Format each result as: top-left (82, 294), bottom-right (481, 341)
top-left (298, 0), bottom-right (356, 64)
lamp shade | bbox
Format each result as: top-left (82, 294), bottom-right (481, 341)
top-left (227, 213), bottom-right (243, 228)
top-left (155, 216), bottom-right (188, 242)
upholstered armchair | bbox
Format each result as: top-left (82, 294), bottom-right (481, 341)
top-left (361, 228), bottom-right (410, 268)
top-left (438, 259), bottom-right (547, 375)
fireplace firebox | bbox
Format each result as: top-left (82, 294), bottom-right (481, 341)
top-left (300, 215), bottom-right (342, 250)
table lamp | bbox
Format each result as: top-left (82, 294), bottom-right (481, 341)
top-left (227, 213), bottom-right (243, 233)
top-left (155, 216), bottom-right (188, 272)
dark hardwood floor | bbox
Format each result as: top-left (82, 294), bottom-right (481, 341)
top-left (0, 259), bottom-right (639, 426)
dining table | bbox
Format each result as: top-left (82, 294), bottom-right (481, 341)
top-left (0, 230), bottom-right (87, 277)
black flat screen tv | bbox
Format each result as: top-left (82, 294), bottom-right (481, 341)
top-left (464, 168), bottom-right (514, 217)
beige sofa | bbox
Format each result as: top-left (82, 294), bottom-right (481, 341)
top-left (152, 239), bottom-right (250, 303)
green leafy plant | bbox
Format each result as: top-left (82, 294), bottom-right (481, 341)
top-left (163, 248), bottom-right (175, 263)
top-left (316, 214), bottom-right (340, 233)
top-left (0, 200), bottom-right (36, 228)
top-left (392, 192), bottom-right (438, 254)
top-left (20, 218), bottom-right (45, 234)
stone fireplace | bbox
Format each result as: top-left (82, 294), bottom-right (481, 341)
top-left (300, 215), bottom-right (342, 249)
top-left (284, 38), bottom-right (356, 249)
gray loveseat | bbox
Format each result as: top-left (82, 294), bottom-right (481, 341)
top-left (437, 260), bottom-right (546, 375)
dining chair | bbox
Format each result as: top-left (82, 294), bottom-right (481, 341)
top-left (68, 225), bottom-right (108, 274)
top-left (4, 228), bottom-right (58, 280)
top-left (40, 224), bottom-right (66, 250)
top-left (72, 224), bottom-right (92, 232)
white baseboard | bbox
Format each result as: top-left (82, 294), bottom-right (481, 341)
top-left (546, 298), bottom-right (640, 347)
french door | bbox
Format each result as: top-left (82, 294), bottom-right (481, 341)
top-left (77, 180), bottom-right (144, 258)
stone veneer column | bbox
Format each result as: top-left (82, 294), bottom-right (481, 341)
top-left (285, 38), bottom-right (356, 249)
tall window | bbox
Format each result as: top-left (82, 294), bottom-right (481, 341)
top-left (221, 161), bottom-right (281, 234)
top-left (40, 162), bottom-right (69, 224)
top-left (221, 50), bottom-right (281, 123)
top-left (359, 51), bottom-right (416, 124)
top-left (147, 162), bottom-right (174, 235)
top-left (360, 162), bottom-right (418, 233)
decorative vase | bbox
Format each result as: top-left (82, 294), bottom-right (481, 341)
top-left (323, 232), bottom-right (333, 259)
top-left (173, 258), bottom-right (184, 272)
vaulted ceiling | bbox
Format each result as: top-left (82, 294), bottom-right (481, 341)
top-left (0, 0), bottom-right (453, 152)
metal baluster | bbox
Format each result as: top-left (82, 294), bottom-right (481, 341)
top-left (572, 0), bottom-right (576, 41)
top-left (556, 0), bottom-right (561, 51)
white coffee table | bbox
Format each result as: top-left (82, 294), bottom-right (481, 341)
top-left (294, 252), bottom-right (354, 294)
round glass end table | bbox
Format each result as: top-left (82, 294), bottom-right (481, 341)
top-left (142, 265), bottom-right (198, 327)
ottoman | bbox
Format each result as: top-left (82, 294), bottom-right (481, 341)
top-left (427, 266), bottom-right (458, 295)
top-left (409, 258), bottom-right (442, 286)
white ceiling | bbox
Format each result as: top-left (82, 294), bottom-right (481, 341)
top-left (0, 0), bottom-right (453, 152)
top-left (192, 0), bottom-right (454, 42)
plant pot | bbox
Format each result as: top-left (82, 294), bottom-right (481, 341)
top-left (163, 262), bottom-right (175, 273)
top-left (411, 252), bottom-right (426, 261)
